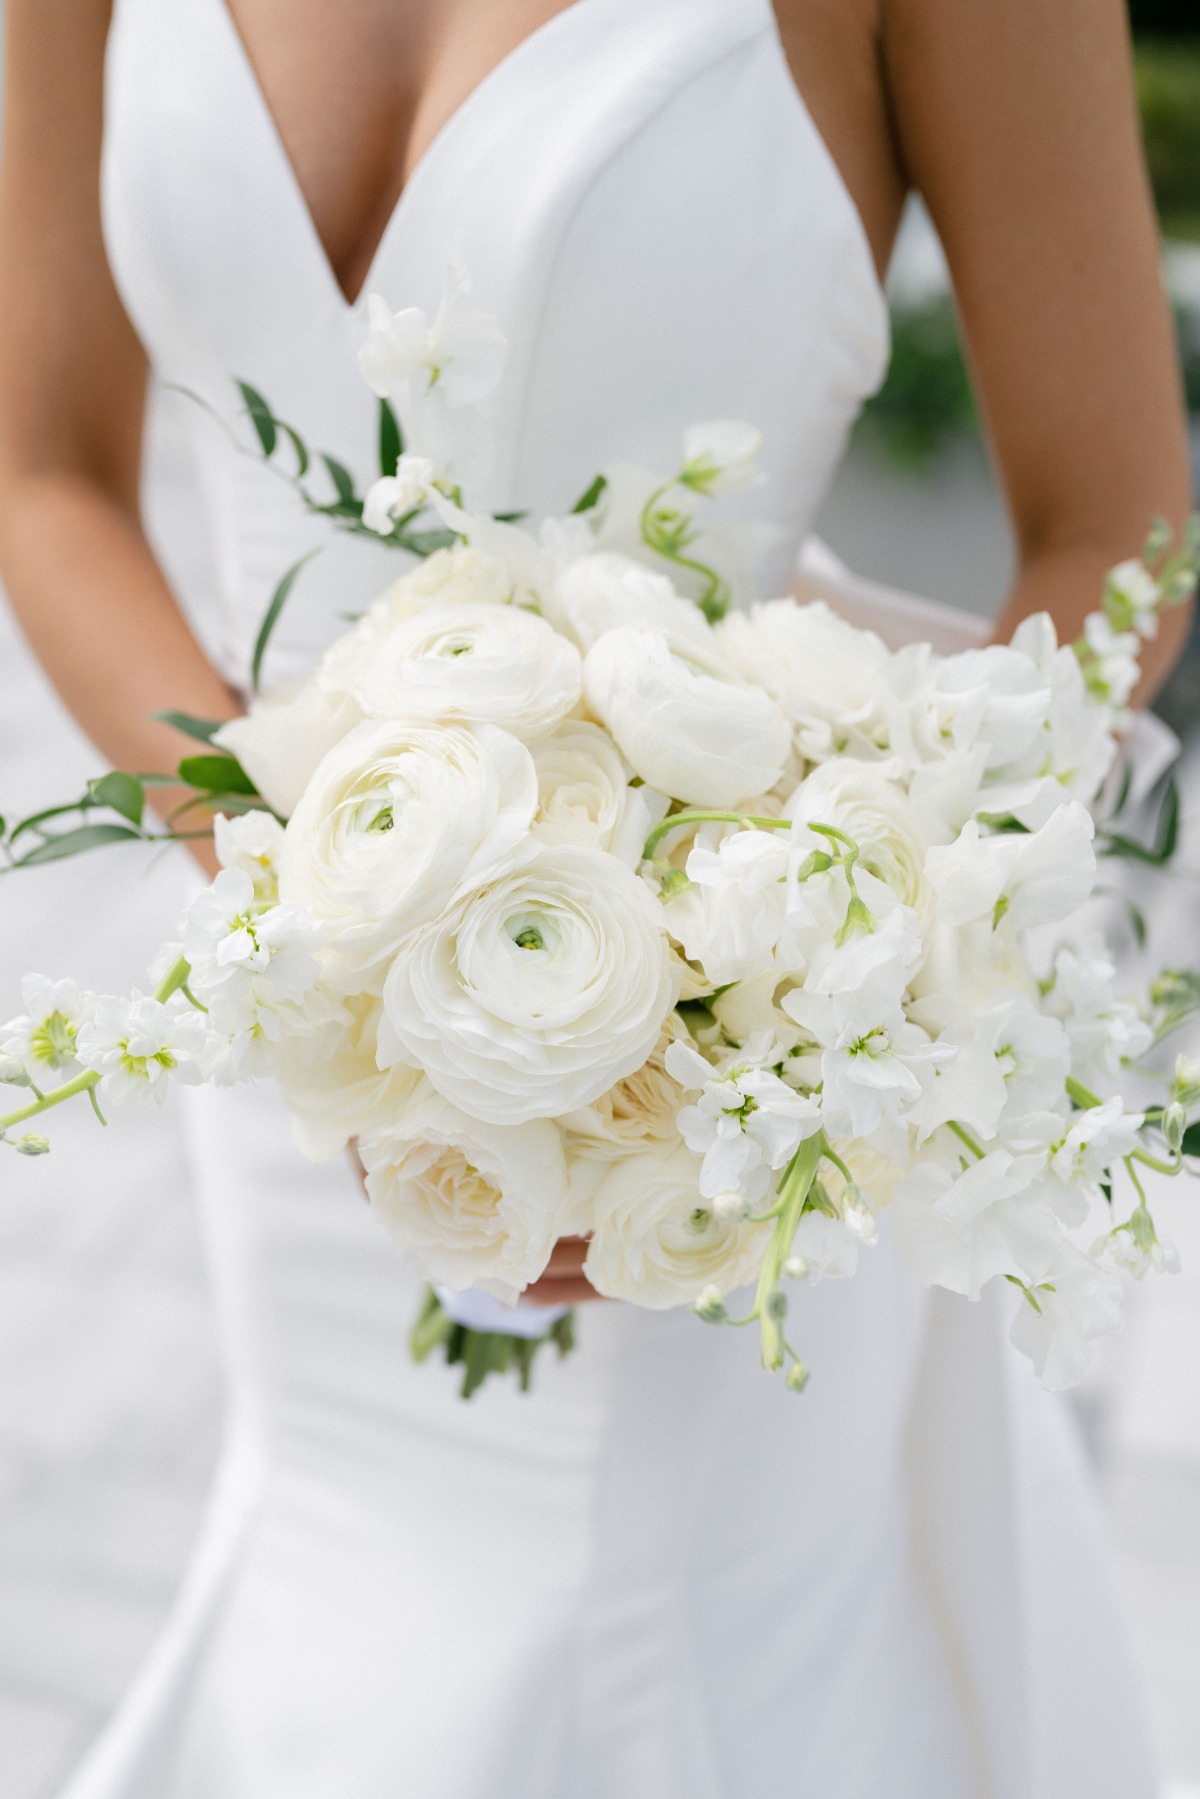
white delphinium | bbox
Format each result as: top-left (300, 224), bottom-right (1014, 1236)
top-left (924, 802), bottom-right (1096, 934)
top-left (1045, 934), bottom-right (1153, 1083)
top-left (2, 976), bottom-right (95, 1087)
top-left (665, 1035), bottom-right (822, 1209)
top-left (278, 718), bottom-right (537, 986)
top-left (359, 1085), bottom-right (569, 1305)
top-left (213, 810), bottom-right (286, 904)
top-left (380, 845), bottom-right (678, 1125)
top-left (354, 603), bottom-right (582, 740)
top-left (76, 995), bottom-right (207, 1108)
top-left (529, 719), bottom-right (667, 868)
top-left (582, 625), bottom-right (790, 808)
top-left (361, 454), bottom-right (436, 535)
top-left (182, 869), bottom-right (326, 1080)
top-left (678, 420), bottom-right (765, 496)
top-left (584, 1142), bottom-right (770, 1308)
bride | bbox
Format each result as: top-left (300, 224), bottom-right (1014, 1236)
top-left (0, 1), bottom-right (1193, 1794)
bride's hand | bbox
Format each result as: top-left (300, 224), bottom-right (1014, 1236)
top-left (349, 1149), bottom-right (603, 1306)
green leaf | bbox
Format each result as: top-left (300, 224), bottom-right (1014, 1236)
top-left (8, 798), bottom-right (92, 846)
top-left (177, 753), bottom-right (259, 796)
top-left (251, 548), bottom-right (321, 692)
top-left (1101, 779), bottom-right (1180, 867)
top-left (151, 711), bottom-right (224, 746)
top-left (378, 398), bottom-right (403, 477)
top-left (88, 771), bottom-right (145, 827)
top-left (236, 380), bottom-right (277, 457)
top-left (1182, 1121), bottom-right (1200, 1159)
top-left (571, 472), bottom-right (608, 514)
top-left (279, 421), bottom-right (309, 477)
top-left (13, 823), bottom-right (144, 866)
top-left (321, 453), bottom-right (357, 507)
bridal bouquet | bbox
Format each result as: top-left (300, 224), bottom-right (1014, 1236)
top-left (3, 273), bottom-right (1199, 1396)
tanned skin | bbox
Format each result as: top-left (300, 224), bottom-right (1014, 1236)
top-left (0, 0), bottom-right (1192, 1303)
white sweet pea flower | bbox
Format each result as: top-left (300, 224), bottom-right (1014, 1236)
top-left (891, 1147), bottom-right (1061, 1300)
top-left (361, 455), bottom-right (436, 535)
top-left (76, 994), bottom-right (207, 1108)
top-left (1050, 1097), bottom-right (1144, 1186)
top-left (2, 976), bottom-right (95, 1085)
top-left (279, 718), bottom-right (537, 989)
top-left (1105, 1208), bottom-right (1180, 1279)
top-left (584, 1142), bottom-right (770, 1308)
top-left (925, 802), bottom-right (1096, 934)
top-left (783, 892), bottom-right (924, 1044)
top-left (716, 599), bottom-right (890, 753)
top-left (549, 552), bottom-right (711, 651)
top-left (1007, 1251), bottom-right (1124, 1389)
top-left (1045, 934), bottom-right (1153, 1083)
top-left (663, 828), bottom-right (790, 985)
top-left (354, 602), bottom-right (582, 741)
top-left (360, 1084), bottom-right (570, 1306)
top-left (213, 810), bottom-right (286, 904)
top-left (909, 990), bottom-right (1072, 1146)
top-left (887, 640), bottom-right (1052, 779)
top-left (787, 1206), bottom-right (874, 1284)
top-left (666, 1036), bottom-right (822, 1207)
top-left (679, 420), bottom-right (764, 496)
top-left (1104, 558), bottom-right (1161, 639)
top-left (583, 625), bottom-right (790, 808)
top-left (529, 719), bottom-right (666, 867)
top-left (380, 844), bottom-right (679, 1125)
top-left (358, 272), bottom-right (507, 411)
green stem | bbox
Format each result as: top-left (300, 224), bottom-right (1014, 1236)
top-left (947, 1120), bottom-right (986, 1161)
top-left (755, 1132), bottom-right (825, 1371)
top-left (1066, 1075), bottom-right (1104, 1111)
top-left (639, 480), bottom-right (730, 620)
top-left (642, 810), bottom-right (791, 863)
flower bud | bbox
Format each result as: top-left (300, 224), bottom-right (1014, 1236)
top-left (713, 1191), bottom-right (748, 1222)
top-left (783, 1255), bottom-right (809, 1281)
top-left (765, 1286), bottom-right (788, 1322)
top-left (786, 1362), bottom-right (810, 1393)
top-left (1162, 1102), bottom-right (1187, 1155)
top-left (692, 1284), bottom-right (727, 1324)
top-left (0, 1055), bottom-right (31, 1088)
top-left (14, 1134), bottom-right (50, 1157)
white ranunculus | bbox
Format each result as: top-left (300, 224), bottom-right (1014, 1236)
top-left (583, 625), bottom-right (790, 807)
top-left (585, 1142), bottom-right (770, 1307)
top-left (216, 681), bottom-right (364, 819)
top-left (529, 719), bottom-right (666, 866)
top-left (788, 758), bottom-right (932, 915)
top-left (278, 718), bottom-right (537, 986)
top-left (716, 599), bottom-right (890, 748)
top-left (274, 995), bottom-right (423, 1160)
top-left (353, 602), bottom-right (582, 740)
top-left (379, 543), bottom-right (518, 618)
top-left (550, 552), bottom-right (711, 651)
top-left (379, 844), bottom-right (679, 1125)
top-left (360, 1085), bottom-right (569, 1304)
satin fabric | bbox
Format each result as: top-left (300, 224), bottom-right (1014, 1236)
top-left (61, 0), bottom-right (1156, 1793)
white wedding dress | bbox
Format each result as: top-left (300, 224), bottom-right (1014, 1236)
top-left (61, 1), bottom-right (1157, 1794)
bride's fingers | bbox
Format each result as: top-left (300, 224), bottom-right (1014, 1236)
top-left (522, 1275), bottom-right (601, 1305)
top-left (541, 1235), bottom-right (589, 1276)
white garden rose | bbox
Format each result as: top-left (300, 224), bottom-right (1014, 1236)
top-left (584, 1143), bottom-right (770, 1308)
top-left (562, 1014), bottom-right (689, 1160)
top-left (379, 844), bottom-right (679, 1125)
top-left (274, 995), bottom-right (423, 1160)
top-left (716, 599), bottom-right (890, 748)
top-left (530, 719), bottom-right (666, 866)
top-left (549, 552), bottom-right (711, 651)
top-left (360, 1085), bottom-right (569, 1304)
top-left (278, 718), bottom-right (537, 986)
top-left (353, 601), bottom-right (582, 739)
top-left (582, 625), bottom-right (790, 807)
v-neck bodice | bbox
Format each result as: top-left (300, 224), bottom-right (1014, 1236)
top-left (102, 0), bottom-right (889, 688)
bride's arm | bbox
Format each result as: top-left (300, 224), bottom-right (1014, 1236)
top-left (0, 0), bottom-right (239, 871)
top-left (881, 0), bottom-right (1194, 698)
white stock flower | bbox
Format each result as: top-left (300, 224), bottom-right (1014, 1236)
top-left (182, 870), bottom-right (325, 1074)
top-left (817, 1018), bottom-right (949, 1143)
top-left (1046, 935), bottom-right (1153, 1082)
top-left (716, 600), bottom-right (889, 751)
top-left (2, 976), bottom-right (95, 1084)
top-left (213, 810), bottom-right (286, 903)
top-left (380, 844), bottom-right (679, 1125)
top-left (1081, 613), bottom-right (1140, 708)
top-left (1008, 1251), bottom-right (1124, 1390)
top-left (361, 455), bottom-right (436, 535)
top-left (549, 552), bottom-right (710, 651)
top-left (666, 1036), bottom-right (821, 1207)
top-left (76, 995), bottom-right (207, 1108)
top-left (354, 602), bottom-right (581, 740)
top-left (530, 719), bottom-right (665, 866)
top-left (1105, 559), bottom-right (1161, 639)
top-left (360, 1086), bottom-right (569, 1305)
top-left (278, 718), bottom-right (537, 986)
top-left (584, 1142), bottom-right (769, 1308)
top-left (925, 802), bottom-right (1096, 934)
top-left (679, 420), bottom-right (765, 496)
top-left (358, 273), bottom-right (507, 412)
top-left (583, 625), bottom-right (790, 807)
